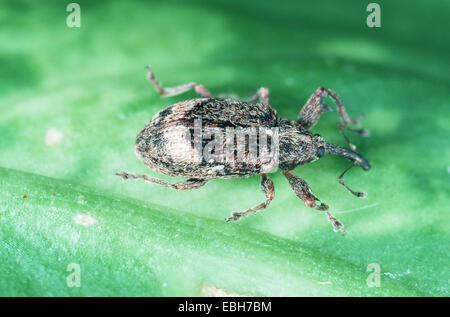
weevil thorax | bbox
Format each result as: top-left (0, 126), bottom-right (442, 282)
top-left (278, 119), bottom-right (327, 171)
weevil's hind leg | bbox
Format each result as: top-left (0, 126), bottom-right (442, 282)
top-left (282, 170), bottom-right (346, 235)
top-left (250, 87), bottom-right (270, 106)
top-left (115, 172), bottom-right (208, 190)
top-left (147, 65), bottom-right (213, 98)
top-left (297, 87), bottom-right (368, 150)
top-left (226, 174), bottom-right (274, 222)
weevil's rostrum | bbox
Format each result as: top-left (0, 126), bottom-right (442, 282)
top-left (116, 66), bottom-right (371, 234)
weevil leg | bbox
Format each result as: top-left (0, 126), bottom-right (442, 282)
top-left (115, 172), bottom-right (208, 190)
top-left (297, 87), bottom-right (368, 150)
top-left (226, 173), bottom-right (274, 222)
top-left (250, 87), bottom-right (270, 107)
top-left (146, 65), bottom-right (213, 98)
top-left (297, 87), bottom-right (333, 129)
top-left (282, 170), bottom-right (346, 235)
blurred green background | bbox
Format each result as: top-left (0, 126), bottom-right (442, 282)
top-left (0, 0), bottom-right (448, 296)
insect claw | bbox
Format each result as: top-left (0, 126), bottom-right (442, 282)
top-left (326, 211), bottom-right (346, 235)
top-left (338, 226), bottom-right (347, 235)
top-left (350, 113), bottom-right (365, 126)
top-left (226, 213), bottom-right (239, 222)
top-left (114, 172), bottom-right (126, 179)
top-left (315, 202), bottom-right (329, 211)
top-left (348, 127), bottom-right (370, 137)
top-left (356, 191), bottom-right (368, 198)
top-left (361, 129), bottom-right (370, 137)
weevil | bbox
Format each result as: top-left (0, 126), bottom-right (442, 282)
top-left (116, 66), bottom-right (371, 234)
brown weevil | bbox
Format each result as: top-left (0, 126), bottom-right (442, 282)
top-left (116, 66), bottom-right (371, 234)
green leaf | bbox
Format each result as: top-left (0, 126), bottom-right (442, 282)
top-left (0, 167), bottom-right (421, 296)
top-left (0, 0), bottom-right (448, 296)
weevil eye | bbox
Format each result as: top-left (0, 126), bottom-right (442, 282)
top-left (317, 146), bottom-right (325, 157)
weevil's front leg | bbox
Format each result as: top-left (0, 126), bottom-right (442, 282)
top-left (282, 170), bottom-right (346, 235)
top-left (328, 88), bottom-right (369, 150)
top-left (250, 87), bottom-right (270, 107)
top-left (297, 87), bottom-right (368, 150)
top-left (147, 65), bottom-right (213, 98)
top-left (226, 173), bottom-right (274, 222)
top-left (297, 87), bottom-right (333, 129)
top-left (282, 170), bottom-right (328, 210)
top-left (115, 172), bottom-right (208, 190)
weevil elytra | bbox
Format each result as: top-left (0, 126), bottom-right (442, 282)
top-left (116, 66), bottom-right (371, 234)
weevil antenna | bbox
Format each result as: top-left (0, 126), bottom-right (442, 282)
top-left (338, 163), bottom-right (367, 198)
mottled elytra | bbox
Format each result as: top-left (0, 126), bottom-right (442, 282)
top-left (116, 66), bottom-right (371, 234)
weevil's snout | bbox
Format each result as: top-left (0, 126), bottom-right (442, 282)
top-left (325, 143), bottom-right (371, 171)
top-left (358, 157), bottom-right (371, 171)
top-left (353, 150), bottom-right (371, 171)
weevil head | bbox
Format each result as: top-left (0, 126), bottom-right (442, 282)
top-left (298, 132), bottom-right (371, 170)
top-left (311, 133), bottom-right (327, 161)
top-left (278, 121), bottom-right (370, 171)
top-left (278, 127), bottom-right (330, 169)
